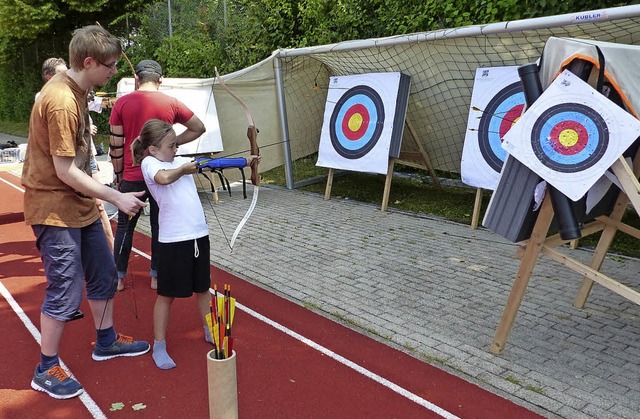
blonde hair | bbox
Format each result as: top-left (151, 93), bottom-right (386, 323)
top-left (131, 119), bottom-right (174, 165)
top-left (69, 25), bottom-right (121, 71)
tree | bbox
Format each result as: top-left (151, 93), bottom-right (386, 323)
top-left (1, 0), bottom-right (634, 122)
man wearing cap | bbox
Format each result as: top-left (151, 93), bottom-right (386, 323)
top-left (109, 59), bottom-right (205, 291)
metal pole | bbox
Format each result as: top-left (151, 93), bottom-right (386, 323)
top-left (168, 0), bottom-right (173, 39)
top-left (223, 0), bottom-right (228, 29)
top-left (273, 56), bottom-right (294, 189)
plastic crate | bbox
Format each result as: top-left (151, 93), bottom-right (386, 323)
top-left (0, 147), bottom-right (19, 163)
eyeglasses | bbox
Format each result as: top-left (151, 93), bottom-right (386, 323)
top-left (98, 60), bottom-right (118, 70)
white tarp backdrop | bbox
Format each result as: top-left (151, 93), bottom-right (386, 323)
top-left (117, 78), bottom-right (224, 155)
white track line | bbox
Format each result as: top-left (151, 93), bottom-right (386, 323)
top-left (238, 301), bottom-right (460, 419)
top-left (2, 173), bottom-right (458, 418)
top-left (0, 281), bottom-right (106, 418)
top-left (1, 174), bottom-right (107, 417)
top-left (0, 175), bottom-right (24, 192)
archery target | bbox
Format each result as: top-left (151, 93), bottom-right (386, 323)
top-left (530, 103), bottom-right (608, 173)
top-left (329, 85), bottom-right (385, 159)
top-left (317, 72), bottom-right (409, 175)
top-left (502, 69), bottom-right (640, 202)
top-left (462, 66), bottom-right (524, 190)
top-left (478, 82), bottom-right (525, 172)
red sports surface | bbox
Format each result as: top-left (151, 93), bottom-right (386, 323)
top-left (0, 172), bottom-right (542, 418)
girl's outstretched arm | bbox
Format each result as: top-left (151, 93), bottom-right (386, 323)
top-left (154, 161), bottom-right (199, 185)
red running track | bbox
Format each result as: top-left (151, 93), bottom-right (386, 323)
top-left (0, 171), bottom-right (543, 419)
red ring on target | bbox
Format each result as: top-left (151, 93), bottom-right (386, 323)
top-left (548, 121), bottom-right (588, 155)
top-left (330, 85), bottom-right (385, 159)
top-left (341, 103), bottom-right (370, 141)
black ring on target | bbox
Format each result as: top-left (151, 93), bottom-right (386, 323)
top-left (329, 85), bottom-right (385, 159)
top-left (477, 81), bottom-right (525, 172)
top-left (531, 103), bottom-right (609, 173)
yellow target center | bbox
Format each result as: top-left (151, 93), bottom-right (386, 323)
top-left (511, 116), bottom-right (520, 128)
top-left (559, 129), bottom-right (579, 147)
top-left (348, 113), bottom-right (363, 132)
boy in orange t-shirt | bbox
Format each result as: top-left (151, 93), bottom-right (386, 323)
top-left (22, 25), bottom-right (150, 400)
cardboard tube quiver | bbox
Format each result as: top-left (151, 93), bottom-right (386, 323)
top-left (207, 349), bottom-right (238, 419)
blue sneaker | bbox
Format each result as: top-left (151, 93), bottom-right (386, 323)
top-left (92, 333), bottom-right (150, 361)
top-left (31, 365), bottom-right (84, 399)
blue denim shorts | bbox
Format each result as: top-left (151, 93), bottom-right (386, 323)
top-left (33, 219), bottom-right (117, 321)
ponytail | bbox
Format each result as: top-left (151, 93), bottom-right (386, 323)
top-left (131, 119), bottom-right (174, 165)
top-left (130, 137), bottom-right (144, 166)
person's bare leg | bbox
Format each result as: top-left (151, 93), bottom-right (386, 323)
top-left (40, 313), bottom-right (65, 356)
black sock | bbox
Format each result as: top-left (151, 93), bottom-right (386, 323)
top-left (39, 353), bottom-right (59, 372)
top-left (96, 326), bottom-right (116, 347)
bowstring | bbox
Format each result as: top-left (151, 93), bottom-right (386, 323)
top-left (195, 168), bottom-right (232, 250)
top-left (98, 212), bottom-right (139, 331)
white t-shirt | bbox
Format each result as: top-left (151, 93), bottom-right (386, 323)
top-left (142, 156), bottom-right (209, 243)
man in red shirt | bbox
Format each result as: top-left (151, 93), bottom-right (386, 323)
top-left (109, 60), bottom-right (205, 291)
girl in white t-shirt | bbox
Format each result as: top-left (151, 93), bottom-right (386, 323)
top-left (132, 119), bottom-right (258, 370)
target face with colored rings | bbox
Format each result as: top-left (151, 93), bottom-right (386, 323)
top-left (329, 85), bottom-right (385, 159)
top-left (477, 82), bottom-right (525, 172)
top-left (531, 103), bottom-right (609, 173)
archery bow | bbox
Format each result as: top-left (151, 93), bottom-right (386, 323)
top-left (214, 67), bottom-right (260, 250)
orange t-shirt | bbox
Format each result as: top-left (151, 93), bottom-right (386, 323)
top-left (22, 73), bottom-right (98, 227)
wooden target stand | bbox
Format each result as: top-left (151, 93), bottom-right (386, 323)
top-left (470, 188), bottom-right (485, 229)
top-left (324, 119), bottom-right (441, 210)
top-left (490, 150), bottom-right (640, 354)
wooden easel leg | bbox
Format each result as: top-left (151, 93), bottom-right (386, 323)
top-left (324, 168), bottom-right (334, 201)
top-left (573, 199), bottom-right (628, 307)
top-left (575, 156), bottom-right (639, 307)
top-left (471, 188), bottom-right (482, 229)
top-left (611, 157), bottom-right (640, 215)
top-left (211, 173), bottom-right (220, 204)
top-left (404, 119), bottom-right (440, 188)
top-left (490, 195), bottom-right (554, 354)
top-left (381, 159), bottom-right (395, 212)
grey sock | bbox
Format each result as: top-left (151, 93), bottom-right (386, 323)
top-left (152, 340), bottom-right (176, 370)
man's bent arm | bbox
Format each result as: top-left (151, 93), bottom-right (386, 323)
top-left (176, 115), bottom-right (206, 145)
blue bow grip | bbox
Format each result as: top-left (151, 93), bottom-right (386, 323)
top-left (196, 157), bottom-right (247, 170)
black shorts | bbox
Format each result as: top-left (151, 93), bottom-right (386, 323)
top-left (157, 235), bottom-right (211, 298)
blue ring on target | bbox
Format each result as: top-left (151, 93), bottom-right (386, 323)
top-left (330, 85), bottom-right (385, 159)
top-left (531, 103), bottom-right (608, 173)
top-left (477, 82), bottom-right (525, 172)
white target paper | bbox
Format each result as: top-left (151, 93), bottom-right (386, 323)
top-left (316, 73), bottom-right (404, 175)
top-left (462, 66), bottom-right (525, 190)
top-left (502, 69), bottom-right (640, 201)
top-left (117, 78), bottom-right (223, 155)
